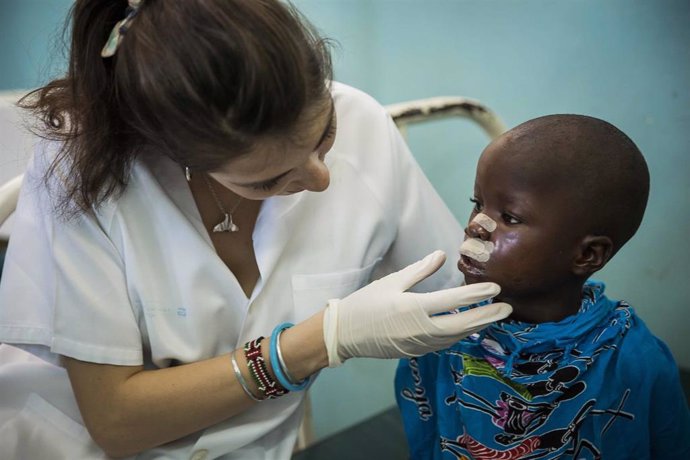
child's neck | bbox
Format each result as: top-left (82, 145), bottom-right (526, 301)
top-left (500, 284), bottom-right (585, 324)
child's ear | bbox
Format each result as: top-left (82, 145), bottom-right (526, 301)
top-left (573, 235), bottom-right (613, 277)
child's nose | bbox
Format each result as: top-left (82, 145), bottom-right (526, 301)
top-left (465, 219), bottom-right (491, 240)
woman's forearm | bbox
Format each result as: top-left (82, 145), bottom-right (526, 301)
top-left (63, 311), bottom-right (329, 458)
top-left (65, 353), bottom-right (252, 457)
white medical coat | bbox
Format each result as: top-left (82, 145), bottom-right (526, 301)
top-left (0, 82), bottom-right (463, 459)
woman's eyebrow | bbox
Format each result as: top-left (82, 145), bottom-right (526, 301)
top-left (236, 102), bottom-right (336, 188)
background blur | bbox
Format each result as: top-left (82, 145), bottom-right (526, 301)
top-left (1, 0), bottom-right (688, 443)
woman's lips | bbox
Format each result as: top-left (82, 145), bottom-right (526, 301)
top-left (457, 254), bottom-right (485, 277)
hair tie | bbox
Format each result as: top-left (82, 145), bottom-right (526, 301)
top-left (101, 0), bottom-right (142, 58)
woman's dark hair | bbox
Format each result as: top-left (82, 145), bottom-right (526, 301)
top-left (20, 0), bottom-right (333, 211)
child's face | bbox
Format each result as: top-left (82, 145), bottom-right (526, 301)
top-left (457, 137), bottom-right (584, 303)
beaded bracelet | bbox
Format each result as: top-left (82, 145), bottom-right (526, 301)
top-left (230, 350), bottom-right (262, 402)
top-left (270, 322), bottom-right (311, 391)
top-left (244, 337), bottom-right (288, 399)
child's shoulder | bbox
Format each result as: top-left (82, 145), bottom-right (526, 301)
top-left (616, 307), bottom-right (671, 358)
top-left (609, 303), bottom-right (681, 383)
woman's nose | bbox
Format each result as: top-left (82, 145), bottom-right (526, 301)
top-left (297, 154), bottom-right (330, 192)
top-left (465, 218), bottom-right (491, 240)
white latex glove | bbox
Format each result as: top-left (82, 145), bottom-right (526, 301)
top-left (322, 250), bottom-right (512, 367)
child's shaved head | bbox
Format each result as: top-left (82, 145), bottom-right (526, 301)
top-left (488, 114), bottom-right (649, 253)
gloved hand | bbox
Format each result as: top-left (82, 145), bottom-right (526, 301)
top-left (322, 250), bottom-right (512, 367)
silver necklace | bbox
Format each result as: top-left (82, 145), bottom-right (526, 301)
top-left (202, 174), bottom-right (243, 233)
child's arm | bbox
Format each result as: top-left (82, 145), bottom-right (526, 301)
top-left (648, 345), bottom-right (690, 459)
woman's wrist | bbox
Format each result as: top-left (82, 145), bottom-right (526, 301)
top-left (276, 310), bottom-right (329, 381)
top-left (233, 311), bottom-right (328, 401)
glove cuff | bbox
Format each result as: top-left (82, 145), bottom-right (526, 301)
top-left (322, 299), bottom-right (343, 368)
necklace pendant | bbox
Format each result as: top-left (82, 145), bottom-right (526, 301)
top-left (213, 213), bottom-right (239, 233)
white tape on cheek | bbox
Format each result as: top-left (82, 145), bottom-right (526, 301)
top-left (459, 238), bottom-right (495, 262)
top-left (473, 213), bottom-right (497, 232)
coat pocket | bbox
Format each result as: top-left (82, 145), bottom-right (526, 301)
top-left (291, 258), bottom-right (381, 320)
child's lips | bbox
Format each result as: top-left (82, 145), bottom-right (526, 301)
top-left (458, 254), bottom-right (485, 277)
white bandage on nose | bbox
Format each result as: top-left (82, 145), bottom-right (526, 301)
top-left (460, 238), bottom-right (495, 262)
top-left (473, 213), bottom-right (497, 232)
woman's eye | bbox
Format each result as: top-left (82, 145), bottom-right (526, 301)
top-left (315, 124), bottom-right (336, 161)
top-left (318, 140), bottom-right (332, 160)
top-left (469, 197), bottom-right (482, 212)
top-left (253, 177), bottom-right (280, 191)
top-left (325, 123), bottom-right (336, 140)
top-left (502, 213), bottom-right (521, 225)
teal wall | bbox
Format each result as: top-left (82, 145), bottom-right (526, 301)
top-left (2, 0), bottom-right (688, 442)
top-left (0, 0), bottom-right (72, 90)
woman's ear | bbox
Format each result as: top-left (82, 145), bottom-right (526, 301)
top-left (573, 235), bottom-right (614, 277)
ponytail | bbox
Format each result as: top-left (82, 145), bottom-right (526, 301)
top-left (21, 0), bottom-right (333, 213)
top-left (21, 0), bottom-right (135, 213)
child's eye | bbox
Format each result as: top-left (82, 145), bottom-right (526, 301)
top-left (469, 197), bottom-right (482, 213)
top-left (502, 213), bottom-right (521, 225)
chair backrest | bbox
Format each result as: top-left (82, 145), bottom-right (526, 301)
top-left (0, 95), bottom-right (504, 229)
top-left (0, 90), bottom-right (33, 238)
top-left (0, 174), bottom-right (23, 279)
top-left (0, 174), bottom-right (23, 227)
top-left (386, 96), bottom-right (505, 141)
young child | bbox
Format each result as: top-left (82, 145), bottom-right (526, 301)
top-left (395, 114), bottom-right (690, 459)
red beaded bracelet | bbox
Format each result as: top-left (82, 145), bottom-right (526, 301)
top-left (244, 337), bottom-right (288, 399)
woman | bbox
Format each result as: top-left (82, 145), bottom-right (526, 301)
top-left (0, 1), bottom-right (511, 458)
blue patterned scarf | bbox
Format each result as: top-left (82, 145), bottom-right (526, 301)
top-left (396, 281), bottom-right (690, 459)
